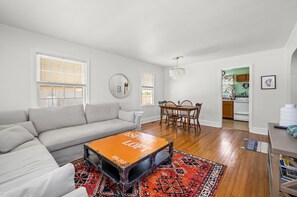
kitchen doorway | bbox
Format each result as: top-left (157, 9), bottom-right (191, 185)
top-left (219, 66), bottom-right (252, 132)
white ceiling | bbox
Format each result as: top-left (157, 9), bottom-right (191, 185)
top-left (0, 0), bottom-right (297, 66)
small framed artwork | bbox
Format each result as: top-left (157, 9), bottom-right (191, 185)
top-left (261, 75), bottom-right (276, 90)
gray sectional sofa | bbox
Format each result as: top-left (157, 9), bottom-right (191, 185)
top-left (0, 102), bottom-right (142, 197)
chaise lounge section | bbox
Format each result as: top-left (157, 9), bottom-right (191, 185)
top-left (0, 112), bottom-right (86, 196)
top-left (0, 102), bottom-right (142, 196)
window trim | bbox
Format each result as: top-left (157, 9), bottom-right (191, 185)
top-left (35, 52), bottom-right (89, 107)
top-left (141, 72), bottom-right (155, 106)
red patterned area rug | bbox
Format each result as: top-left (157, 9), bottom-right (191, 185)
top-left (72, 150), bottom-right (225, 197)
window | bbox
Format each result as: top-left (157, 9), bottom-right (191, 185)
top-left (36, 54), bottom-right (88, 107)
top-left (141, 73), bottom-right (154, 106)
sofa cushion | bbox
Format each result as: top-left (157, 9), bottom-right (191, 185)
top-left (38, 119), bottom-right (137, 152)
top-left (2, 164), bottom-right (75, 197)
top-left (0, 145), bottom-right (58, 192)
top-left (62, 187), bottom-right (88, 197)
top-left (85, 103), bottom-right (119, 123)
top-left (0, 138), bottom-right (42, 156)
top-left (0, 121), bottom-right (38, 137)
top-left (118, 110), bottom-right (135, 122)
top-left (28, 104), bottom-right (87, 134)
top-left (0, 126), bottom-right (34, 153)
top-left (11, 138), bottom-right (42, 152)
top-left (0, 110), bottom-right (27, 125)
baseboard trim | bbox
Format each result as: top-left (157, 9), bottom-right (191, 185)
top-left (142, 117), bottom-right (221, 128)
top-left (250, 127), bottom-right (267, 135)
top-left (141, 117), bottom-right (267, 136)
top-left (141, 116), bottom-right (160, 124)
top-left (200, 120), bottom-right (220, 128)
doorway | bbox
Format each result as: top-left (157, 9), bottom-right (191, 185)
top-left (220, 66), bottom-right (252, 131)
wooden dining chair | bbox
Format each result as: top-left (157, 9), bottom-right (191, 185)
top-left (189, 103), bottom-right (202, 131)
top-left (181, 100), bottom-right (193, 107)
top-left (165, 101), bottom-right (181, 128)
top-left (158, 100), bottom-right (168, 125)
top-left (180, 100), bottom-right (193, 127)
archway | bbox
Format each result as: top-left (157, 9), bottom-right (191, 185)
top-left (291, 49), bottom-right (297, 104)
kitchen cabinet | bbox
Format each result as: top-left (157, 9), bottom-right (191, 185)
top-left (236, 74), bottom-right (249, 82)
top-left (223, 101), bottom-right (234, 119)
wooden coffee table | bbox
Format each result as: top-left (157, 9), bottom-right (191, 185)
top-left (84, 131), bottom-right (173, 196)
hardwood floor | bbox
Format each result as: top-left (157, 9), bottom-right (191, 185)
top-left (223, 119), bottom-right (249, 131)
top-left (141, 121), bottom-right (270, 197)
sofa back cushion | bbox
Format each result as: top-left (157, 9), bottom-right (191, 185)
top-left (0, 121), bottom-right (38, 137)
top-left (28, 105), bottom-right (86, 133)
top-left (85, 103), bottom-right (119, 123)
top-left (0, 110), bottom-right (28, 125)
top-left (0, 126), bottom-right (34, 153)
top-left (118, 110), bottom-right (135, 122)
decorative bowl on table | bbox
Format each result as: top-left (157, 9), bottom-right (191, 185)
top-left (287, 125), bottom-right (297, 138)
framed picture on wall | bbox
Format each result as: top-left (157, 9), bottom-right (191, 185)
top-left (261, 75), bottom-right (276, 90)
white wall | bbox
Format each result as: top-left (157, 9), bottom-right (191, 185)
top-left (291, 51), bottom-right (297, 104)
top-left (164, 48), bottom-right (287, 134)
top-left (286, 23), bottom-right (297, 104)
top-left (0, 24), bottom-right (164, 122)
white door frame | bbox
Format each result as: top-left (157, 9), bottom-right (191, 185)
top-left (218, 64), bottom-right (253, 130)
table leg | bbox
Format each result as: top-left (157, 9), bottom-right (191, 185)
top-left (118, 167), bottom-right (131, 196)
top-left (151, 153), bottom-right (156, 170)
top-left (187, 110), bottom-right (190, 130)
top-left (169, 142), bottom-right (173, 163)
top-left (159, 108), bottom-right (163, 125)
top-left (271, 153), bottom-right (280, 197)
top-left (83, 145), bottom-right (89, 159)
top-left (83, 146), bottom-right (91, 172)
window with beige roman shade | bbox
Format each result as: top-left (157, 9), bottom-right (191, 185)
top-left (36, 54), bottom-right (88, 107)
top-left (141, 73), bottom-right (154, 106)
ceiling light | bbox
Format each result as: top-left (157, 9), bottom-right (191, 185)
top-left (169, 56), bottom-right (185, 80)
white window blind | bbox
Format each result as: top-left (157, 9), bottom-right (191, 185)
top-left (141, 73), bottom-right (154, 106)
top-left (36, 54), bottom-right (88, 107)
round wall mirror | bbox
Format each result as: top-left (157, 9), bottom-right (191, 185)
top-left (109, 74), bottom-right (130, 98)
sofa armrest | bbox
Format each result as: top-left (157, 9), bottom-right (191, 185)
top-left (2, 163), bottom-right (75, 197)
top-left (134, 111), bottom-right (143, 132)
top-left (62, 187), bottom-right (88, 197)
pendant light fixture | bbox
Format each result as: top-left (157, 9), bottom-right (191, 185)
top-left (169, 56), bottom-right (185, 80)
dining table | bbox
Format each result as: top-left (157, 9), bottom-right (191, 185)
top-left (159, 105), bottom-right (199, 130)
